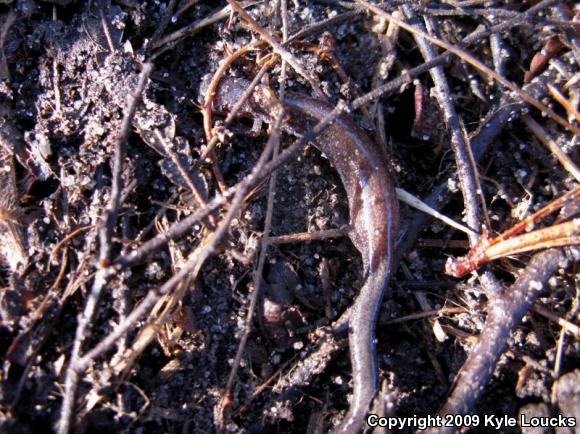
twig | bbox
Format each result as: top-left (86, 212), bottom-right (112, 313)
top-left (201, 40), bottom-right (264, 141)
top-left (57, 63), bottom-right (152, 434)
top-left (99, 5), bottom-right (116, 53)
top-left (428, 248), bottom-right (567, 433)
top-left (226, 0), bottom-right (324, 97)
top-left (357, 0), bottom-right (580, 136)
top-left (285, 11), bottom-right (361, 44)
top-left (176, 0), bottom-right (201, 16)
top-left (384, 306), bottom-right (468, 325)
top-left (63, 106), bottom-right (281, 399)
top-left (547, 83), bottom-right (580, 122)
top-left (153, 129), bottom-right (214, 219)
top-left (485, 0), bottom-right (509, 79)
top-left (447, 185), bottom-right (580, 277)
top-left (150, 4), bottom-right (232, 51)
top-left (52, 57), bottom-right (62, 115)
top-left (218, 110), bottom-right (285, 428)
top-left (49, 225), bottom-right (93, 262)
top-left (396, 186), bottom-right (476, 237)
top-left (148, 0), bottom-right (178, 47)
top-left (448, 219), bottom-right (579, 277)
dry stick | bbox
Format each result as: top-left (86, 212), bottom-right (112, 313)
top-left (547, 83), bottom-right (580, 122)
top-left (226, 0), bottom-right (324, 97)
top-left (426, 248), bottom-right (568, 434)
top-left (384, 306), bottom-right (468, 325)
top-left (99, 6), bottom-right (116, 53)
top-left (202, 40), bottom-right (263, 141)
top-left (269, 228), bottom-right (347, 244)
top-left (147, 2), bottom-right (259, 60)
top-left (112, 216), bottom-right (132, 365)
top-left (52, 57), bottom-right (62, 115)
top-left (232, 358), bottom-right (295, 417)
top-left (402, 6), bottom-right (482, 245)
top-left (57, 63), bottom-right (152, 434)
top-left (552, 319), bottom-right (567, 380)
top-left (116, 182), bottom-right (231, 267)
top-left (148, 0), bottom-right (178, 47)
top-left (486, 0), bottom-right (509, 79)
top-left (176, 0), bottom-right (202, 16)
top-left (447, 186), bottom-right (580, 276)
top-left (71, 112), bottom-right (281, 378)
top-left (420, 5), bottom-right (521, 19)
top-left (396, 188), bottom-right (476, 237)
top-left (49, 225), bottom-right (93, 262)
top-left (356, 0), bottom-right (580, 136)
top-left (320, 0), bottom-right (557, 58)
top-left (532, 304), bottom-right (580, 340)
top-left (477, 219), bottom-right (579, 263)
top-left (150, 4), bottom-right (232, 51)
top-left (285, 10), bottom-right (361, 44)
top-left (109, 241), bottom-right (195, 380)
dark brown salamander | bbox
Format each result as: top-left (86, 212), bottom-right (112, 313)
top-left (212, 78), bottom-right (399, 433)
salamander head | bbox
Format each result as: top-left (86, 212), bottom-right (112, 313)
top-left (202, 75), bottom-right (282, 121)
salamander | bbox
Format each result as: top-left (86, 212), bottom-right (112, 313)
top-left (211, 77), bottom-right (399, 433)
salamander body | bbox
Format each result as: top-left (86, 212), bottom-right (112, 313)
top-left (212, 78), bottom-right (399, 433)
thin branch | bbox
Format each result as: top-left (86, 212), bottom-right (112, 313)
top-left (57, 63), bottom-right (152, 434)
top-left (428, 248), bottom-right (568, 433)
top-left (226, 0), bottom-right (324, 97)
top-left (69, 109), bottom-right (281, 383)
top-left (218, 112), bottom-right (285, 426)
top-left (356, 0), bottom-right (580, 136)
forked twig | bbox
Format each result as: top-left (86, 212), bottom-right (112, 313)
top-left (428, 248), bottom-right (568, 434)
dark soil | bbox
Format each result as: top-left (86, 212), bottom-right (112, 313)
top-left (0, 1), bottom-right (578, 434)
